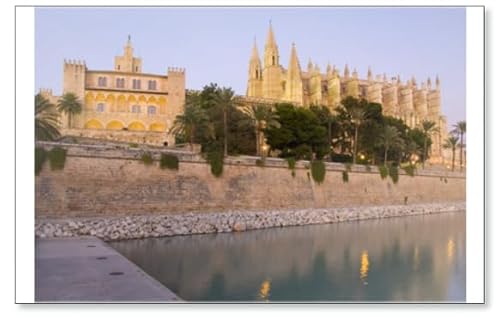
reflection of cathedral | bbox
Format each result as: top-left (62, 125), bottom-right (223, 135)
top-left (40, 36), bottom-right (185, 146)
top-left (246, 23), bottom-right (447, 161)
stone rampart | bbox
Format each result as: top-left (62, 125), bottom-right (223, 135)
top-left (35, 142), bottom-right (465, 218)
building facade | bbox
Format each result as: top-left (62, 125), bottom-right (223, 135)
top-left (246, 24), bottom-right (448, 162)
top-left (42, 36), bottom-right (185, 146)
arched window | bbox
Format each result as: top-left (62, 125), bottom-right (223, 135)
top-left (272, 56), bottom-right (275, 65)
top-left (255, 69), bottom-right (259, 79)
top-left (131, 105), bottom-right (141, 113)
top-left (96, 103), bottom-right (105, 113)
top-left (147, 105), bottom-right (156, 115)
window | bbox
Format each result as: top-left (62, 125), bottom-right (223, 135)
top-left (116, 78), bottom-right (125, 88)
top-left (96, 103), bottom-right (105, 112)
top-left (132, 79), bottom-right (141, 89)
top-left (147, 105), bottom-right (156, 115)
top-left (272, 56), bottom-right (275, 65)
top-left (131, 105), bottom-right (141, 113)
top-left (117, 65), bottom-right (120, 70)
top-left (148, 80), bottom-right (157, 90)
top-left (98, 77), bottom-right (107, 87)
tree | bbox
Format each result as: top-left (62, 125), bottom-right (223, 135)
top-left (35, 93), bottom-right (60, 141)
top-left (263, 103), bottom-right (328, 160)
top-left (169, 92), bottom-right (212, 151)
top-left (346, 105), bottom-right (368, 164)
top-left (452, 121), bottom-right (466, 171)
top-left (241, 103), bottom-right (280, 156)
top-left (57, 92), bottom-right (82, 129)
top-left (421, 120), bottom-right (438, 169)
top-left (377, 125), bottom-right (404, 167)
top-left (444, 135), bottom-right (459, 172)
top-left (214, 87), bottom-right (237, 157)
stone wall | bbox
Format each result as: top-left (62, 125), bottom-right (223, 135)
top-left (35, 143), bottom-right (465, 218)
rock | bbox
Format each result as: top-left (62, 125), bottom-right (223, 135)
top-left (232, 222), bottom-right (246, 232)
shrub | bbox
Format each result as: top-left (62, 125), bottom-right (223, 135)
top-left (141, 152), bottom-right (154, 166)
top-left (207, 151), bottom-right (223, 177)
top-left (291, 170), bottom-right (296, 178)
top-left (344, 163), bottom-right (352, 172)
top-left (160, 153), bottom-right (179, 170)
top-left (311, 160), bottom-right (326, 184)
top-left (379, 165), bottom-right (388, 180)
top-left (35, 147), bottom-right (47, 176)
top-left (331, 153), bottom-right (352, 163)
top-left (342, 170), bottom-right (349, 183)
top-left (389, 165), bottom-right (399, 184)
top-left (48, 147), bottom-right (67, 171)
top-left (286, 157), bottom-right (296, 170)
top-left (402, 165), bottom-right (416, 177)
top-left (129, 143), bottom-right (139, 148)
top-left (256, 158), bottom-right (265, 167)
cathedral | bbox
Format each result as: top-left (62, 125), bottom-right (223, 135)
top-left (246, 23), bottom-right (448, 161)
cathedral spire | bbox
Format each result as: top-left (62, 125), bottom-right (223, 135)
top-left (288, 42), bottom-right (301, 72)
top-left (344, 64), bottom-right (350, 79)
top-left (435, 75), bottom-right (440, 89)
top-left (367, 66), bottom-right (373, 81)
top-left (251, 37), bottom-right (260, 61)
top-left (263, 21), bottom-right (279, 67)
top-left (265, 21), bottom-right (277, 49)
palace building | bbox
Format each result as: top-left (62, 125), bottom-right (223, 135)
top-left (246, 23), bottom-right (448, 161)
top-left (41, 36), bottom-right (185, 146)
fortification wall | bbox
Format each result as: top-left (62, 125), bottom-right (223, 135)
top-left (35, 143), bottom-right (465, 218)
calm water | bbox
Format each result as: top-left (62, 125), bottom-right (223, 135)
top-left (110, 212), bottom-right (466, 302)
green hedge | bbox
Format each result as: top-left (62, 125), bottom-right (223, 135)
top-left (35, 147), bottom-right (47, 176)
top-left (342, 170), bottom-right (349, 183)
top-left (207, 151), bottom-right (223, 177)
top-left (141, 152), bottom-right (154, 166)
top-left (160, 153), bottom-right (179, 170)
top-left (379, 165), bottom-right (388, 180)
top-left (48, 147), bottom-right (67, 171)
top-left (389, 165), bottom-right (399, 184)
top-left (311, 160), bottom-right (326, 184)
top-left (402, 165), bottom-right (416, 177)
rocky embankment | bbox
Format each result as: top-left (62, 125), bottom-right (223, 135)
top-left (35, 202), bottom-right (465, 242)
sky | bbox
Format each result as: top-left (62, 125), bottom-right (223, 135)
top-left (35, 7), bottom-right (465, 127)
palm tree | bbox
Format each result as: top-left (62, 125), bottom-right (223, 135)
top-left (35, 93), bottom-right (61, 141)
top-left (240, 103), bottom-right (280, 156)
top-left (444, 135), bottom-right (459, 171)
top-left (57, 92), bottom-right (82, 129)
top-left (377, 125), bottom-right (404, 167)
top-left (421, 120), bottom-right (438, 169)
top-left (214, 87), bottom-right (236, 157)
top-left (452, 121), bottom-right (466, 171)
top-left (347, 106), bottom-right (368, 164)
top-left (169, 92), bottom-right (212, 151)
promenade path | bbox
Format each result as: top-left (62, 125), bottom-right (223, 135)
top-left (35, 236), bottom-right (181, 302)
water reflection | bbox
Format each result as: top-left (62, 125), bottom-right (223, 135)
top-left (110, 212), bottom-right (466, 302)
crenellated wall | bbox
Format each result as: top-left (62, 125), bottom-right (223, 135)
top-left (35, 143), bottom-right (465, 218)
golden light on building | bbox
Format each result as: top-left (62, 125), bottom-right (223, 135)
top-left (257, 279), bottom-right (271, 301)
top-left (360, 250), bottom-right (370, 281)
top-left (413, 246), bottom-right (420, 271)
top-left (447, 238), bottom-right (455, 261)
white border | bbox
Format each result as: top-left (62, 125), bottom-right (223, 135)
top-left (15, 6), bottom-right (35, 303)
top-left (14, 4), bottom-right (485, 305)
top-left (465, 6), bottom-right (485, 304)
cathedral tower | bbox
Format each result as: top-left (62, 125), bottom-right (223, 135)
top-left (283, 43), bottom-right (303, 104)
top-left (114, 35), bottom-right (142, 73)
top-left (247, 38), bottom-right (263, 97)
top-left (262, 22), bottom-right (283, 99)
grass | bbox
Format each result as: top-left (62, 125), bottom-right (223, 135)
top-left (48, 147), bottom-right (67, 171)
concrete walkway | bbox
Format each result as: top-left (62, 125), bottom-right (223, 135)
top-left (35, 236), bottom-right (181, 302)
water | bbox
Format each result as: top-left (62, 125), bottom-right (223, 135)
top-left (110, 212), bottom-right (466, 302)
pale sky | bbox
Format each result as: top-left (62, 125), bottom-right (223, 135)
top-left (35, 7), bottom-right (465, 127)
